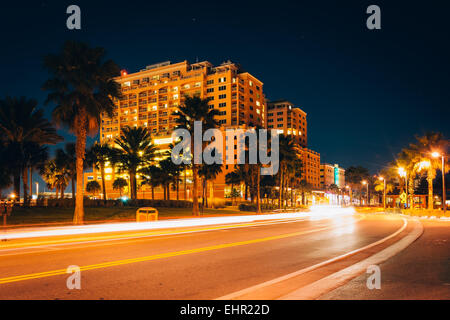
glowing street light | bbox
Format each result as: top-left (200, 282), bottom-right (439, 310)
top-left (361, 180), bottom-right (369, 206)
top-left (397, 166), bottom-right (409, 208)
top-left (432, 151), bottom-right (446, 213)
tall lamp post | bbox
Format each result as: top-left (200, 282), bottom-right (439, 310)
top-left (362, 180), bottom-right (368, 206)
top-left (432, 151), bottom-right (447, 213)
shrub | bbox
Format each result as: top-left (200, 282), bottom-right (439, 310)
top-left (239, 203), bottom-right (257, 212)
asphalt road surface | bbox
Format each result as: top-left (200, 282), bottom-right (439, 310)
top-left (0, 211), bottom-right (447, 300)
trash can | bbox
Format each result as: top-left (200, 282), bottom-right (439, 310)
top-left (136, 207), bottom-right (158, 222)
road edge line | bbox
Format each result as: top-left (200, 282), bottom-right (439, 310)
top-left (216, 217), bottom-right (408, 300)
top-left (279, 217), bottom-right (423, 300)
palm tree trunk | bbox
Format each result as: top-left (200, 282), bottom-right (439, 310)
top-left (22, 167), bottom-right (29, 206)
top-left (176, 175), bottom-right (179, 201)
top-left (130, 170), bottom-right (137, 200)
top-left (73, 109), bottom-right (87, 225)
top-left (245, 183), bottom-right (248, 201)
top-left (29, 167), bottom-right (33, 203)
top-left (256, 167), bottom-right (261, 214)
top-left (184, 169), bottom-right (187, 200)
top-left (192, 164), bottom-right (199, 215)
top-left (278, 170), bottom-right (283, 209)
top-left (427, 172), bottom-right (434, 210)
top-left (167, 183), bottom-right (171, 201)
top-left (203, 179), bottom-right (207, 208)
top-left (13, 170), bottom-right (20, 201)
top-left (151, 185), bottom-right (154, 200)
top-left (100, 163), bottom-right (107, 204)
top-left (209, 181), bottom-right (214, 209)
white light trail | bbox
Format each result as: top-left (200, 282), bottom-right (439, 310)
top-left (0, 206), bottom-right (355, 241)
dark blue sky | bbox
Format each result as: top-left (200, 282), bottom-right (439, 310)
top-left (1, 0), bottom-right (449, 190)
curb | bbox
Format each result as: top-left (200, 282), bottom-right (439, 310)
top-left (279, 218), bottom-right (423, 300)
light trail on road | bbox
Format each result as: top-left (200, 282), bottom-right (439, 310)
top-left (0, 206), bottom-right (356, 241)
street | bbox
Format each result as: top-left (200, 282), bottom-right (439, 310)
top-left (0, 210), bottom-right (448, 300)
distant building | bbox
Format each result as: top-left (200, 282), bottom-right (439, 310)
top-left (266, 100), bottom-right (307, 147)
top-left (320, 163), bottom-right (345, 189)
top-left (266, 99), bottom-right (320, 189)
top-left (299, 148), bottom-right (321, 189)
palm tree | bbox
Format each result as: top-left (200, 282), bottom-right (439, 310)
top-left (374, 177), bottom-right (394, 207)
top-left (345, 166), bottom-right (370, 205)
top-left (86, 180), bottom-right (101, 197)
top-left (54, 143), bottom-right (77, 202)
top-left (158, 158), bottom-right (181, 201)
top-left (40, 159), bottom-right (70, 199)
top-left (277, 135), bottom-right (299, 209)
top-left (228, 165), bottom-right (251, 201)
top-left (172, 95), bottom-right (219, 215)
top-left (0, 96), bottom-right (61, 203)
top-left (225, 171), bottom-right (242, 204)
top-left (403, 132), bottom-right (449, 209)
top-left (86, 142), bottom-right (114, 203)
top-left (199, 163), bottom-right (223, 208)
top-left (43, 41), bottom-right (121, 224)
top-left (297, 180), bottom-right (312, 205)
top-left (22, 143), bottom-right (49, 205)
top-left (0, 143), bottom-right (12, 198)
top-left (114, 126), bottom-right (157, 200)
top-left (113, 177), bottom-right (128, 198)
top-left (140, 166), bottom-right (164, 200)
top-left (328, 183), bottom-right (340, 205)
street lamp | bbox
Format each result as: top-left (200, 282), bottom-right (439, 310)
top-left (432, 151), bottom-right (446, 213)
top-left (379, 176), bottom-right (386, 210)
top-left (398, 167), bottom-right (408, 208)
top-left (362, 180), bottom-right (368, 206)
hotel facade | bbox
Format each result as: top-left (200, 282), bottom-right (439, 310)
top-left (84, 59), bottom-right (331, 200)
top-left (266, 100), bottom-right (321, 189)
top-left (85, 60), bottom-right (266, 200)
top-left (320, 163), bottom-right (346, 189)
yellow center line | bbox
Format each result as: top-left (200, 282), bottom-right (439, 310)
top-left (0, 217), bottom-right (362, 285)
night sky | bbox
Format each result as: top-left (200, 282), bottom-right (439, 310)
top-left (1, 0), bottom-right (449, 191)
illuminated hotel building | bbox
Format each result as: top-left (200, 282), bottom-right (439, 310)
top-left (266, 100), bottom-right (307, 147)
top-left (320, 163), bottom-right (346, 189)
top-left (85, 60), bottom-right (266, 199)
top-left (266, 100), bottom-right (320, 189)
top-left (299, 147), bottom-right (321, 189)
